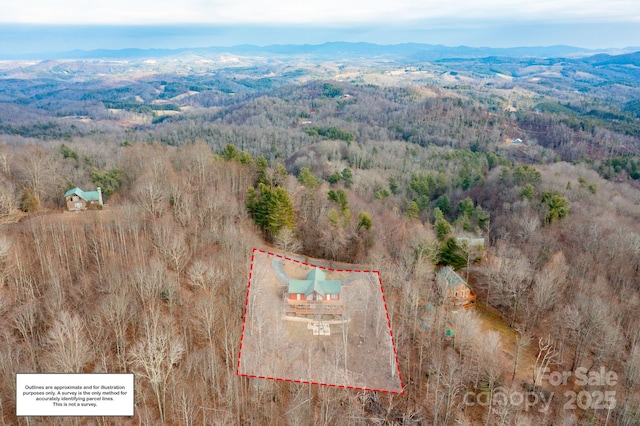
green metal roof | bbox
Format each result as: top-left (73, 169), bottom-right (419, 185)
top-left (64, 187), bottom-right (100, 202)
top-left (65, 187), bottom-right (82, 197)
top-left (288, 267), bottom-right (342, 296)
top-left (437, 266), bottom-right (471, 290)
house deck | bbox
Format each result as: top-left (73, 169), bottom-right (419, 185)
top-left (283, 295), bottom-right (344, 316)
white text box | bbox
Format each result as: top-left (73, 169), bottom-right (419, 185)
top-left (16, 373), bottom-right (134, 417)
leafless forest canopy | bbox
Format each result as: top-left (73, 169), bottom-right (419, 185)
top-left (1, 48), bottom-right (640, 424)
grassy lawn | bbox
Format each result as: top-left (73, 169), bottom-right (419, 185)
top-left (475, 301), bottom-right (538, 383)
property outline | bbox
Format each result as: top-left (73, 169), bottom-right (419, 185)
top-left (236, 247), bottom-right (404, 394)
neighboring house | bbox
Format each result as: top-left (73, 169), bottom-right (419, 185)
top-left (456, 236), bottom-right (485, 249)
top-left (64, 187), bottom-right (103, 211)
top-left (456, 236), bottom-right (486, 264)
top-left (512, 138), bottom-right (523, 144)
top-left (437, 266), bottom-right (476, 311)
top-left (284, 267), bottom-right (343, 316)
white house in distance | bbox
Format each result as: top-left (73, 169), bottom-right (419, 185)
top-left (64, 187), bottom-right (103, 211)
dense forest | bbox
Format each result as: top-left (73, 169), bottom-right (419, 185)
top-left (1, 48), bottom-right (640, 424)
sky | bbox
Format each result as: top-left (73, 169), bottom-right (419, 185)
top-left (0, 0), bottom-right (639, 54)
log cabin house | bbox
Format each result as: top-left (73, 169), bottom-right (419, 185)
top-left (437, 266), bottom-right (476, 311)
top-left (284, 267), bottom-right (343, 317)
top-left (65, 187), bottom-right (103, 211)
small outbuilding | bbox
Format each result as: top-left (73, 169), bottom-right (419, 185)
top-left (64, 187), bottom-right (103, 211)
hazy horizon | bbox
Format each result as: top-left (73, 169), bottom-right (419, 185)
top-left (1, 0), bottom-right (640, 57)
top-left (0, 22), bottom-right (639, 58)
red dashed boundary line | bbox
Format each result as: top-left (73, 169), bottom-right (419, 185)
top-left (236, 247), bottom-right (405, 395)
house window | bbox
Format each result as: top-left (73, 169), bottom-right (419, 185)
top-left (331, 294), bottom-right (338, 300)
top-left (296, 294), bottom-right (301, 301)
top-left (326, 294), bottom-right (330, 301)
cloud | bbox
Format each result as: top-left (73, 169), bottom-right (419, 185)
top-left (3, 0), bottom-right (640, 25)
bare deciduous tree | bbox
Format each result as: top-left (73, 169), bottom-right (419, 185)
top-left (479, 331), bottom-right (503, 426)
top-left (0, 147), bottom-right (13, 176)
top-left (100, 292), bottom-right (134, 370)
top-left (512, 328), bottom-right (532, 382)
top-left (530, 252), bottom-right (568, 326)
top-left (129, 303), bottom-right (185, 424)
top-left (517, 209), bottom-right (540, 241)
top-left (0, 235), bottom-right (11, 285)
top-left (0, 179), bottom-right (16, 218)
top-left (133, 258), bottom-right (167, 303)
top-left (187, 260), bottom-right (218, 291)
top-left (153, 229), bottom-right (190, 277)
top-left (561, 293), bottom-right (609, 372)
top-left (624, 344), bottom-right (640, 395)
top-left (484, 243), bottom-right (532, 326)
top-left (274, 228), bottom-right (302, 253)
top-left (533, 335), bottom-right (559, 387)
top-left (440, 353), bottom-right (465, 425)
top-left (134, 175), bottom-right (168, 218)
top-left (44, 311), bottom-right (93, 373)
top-left (169, 185), bottom-right (194, 228)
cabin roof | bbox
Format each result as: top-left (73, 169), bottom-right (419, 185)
top-left (65, 187), bottom-right (101, 202)
top-left (437, 265), bottom-right (472, 290)
top-left (288, 267), bottom-right (342, 296)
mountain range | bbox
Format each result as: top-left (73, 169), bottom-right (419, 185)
top-left (5, 42), bottom-right (639, 62)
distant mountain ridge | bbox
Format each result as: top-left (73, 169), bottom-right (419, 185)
top-left (9, 42), bottom-right (638, 62)
top-left (584, 51), bottom-right (640, 66)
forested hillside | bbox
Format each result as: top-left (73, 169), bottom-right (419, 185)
top-left (1, 48), bottom-right (640, 424)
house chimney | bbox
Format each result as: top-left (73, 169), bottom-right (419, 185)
top-left (97, 187), bottom-right (103, 206)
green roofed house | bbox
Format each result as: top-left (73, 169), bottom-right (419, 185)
top-left (285, 267), bottom-right (343, 316)
top-left (64, 187), bottom-right (103, 211)
top-left (437, 266), bottom-right (476, 311)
